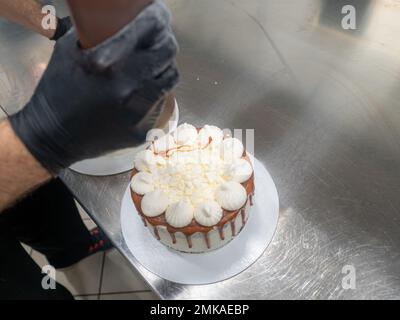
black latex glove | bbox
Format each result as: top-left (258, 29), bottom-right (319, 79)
top-left (50, 16), bottom-right (72, 41)
top-left (10, 0), bottom-right (179, 175)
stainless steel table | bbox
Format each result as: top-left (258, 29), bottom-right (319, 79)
top-left (1, 0), bottom-right (400, 299)
top-left (0, 108), bottom-right (6, 120)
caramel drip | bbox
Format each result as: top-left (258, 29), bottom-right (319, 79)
top-left (153, 130), bottom-right (213, 158)
top-left (250, 194), bottom-right (254, 206)
top-left (170, 232), bottom-right (177, 244)
top-left (230, 221), bottom-right (236, 237)
top-left (166, 144), bottom-right (191, 157)
top-left (142, 217), bottom-right (147, 227)
top-left (204, 233), bottom-right (211, 249)
top-left (186, 235), bottom-right (193, 248)
top-left (241, 209), bottom-right (245, 224)
top-left (218, 227), bottom-right (225, 240)
top-left (132, 187), bottom-right (253, 237)
top-left (154, 226), bottom-right (160, 240)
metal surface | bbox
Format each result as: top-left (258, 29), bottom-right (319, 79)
top-left (1, 0), bottom-right (400, 299)
top-left (0, 108), bottom-right (6, 120)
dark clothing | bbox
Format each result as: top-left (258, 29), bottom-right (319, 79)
top-left (0, 179), bottom-right (93, 300)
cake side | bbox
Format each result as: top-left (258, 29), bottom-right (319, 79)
top-left (131, 164), bottom-right (254, 252)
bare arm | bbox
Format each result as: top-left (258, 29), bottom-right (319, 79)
top-left (0, 120), bottom-right (51, 212)
top-left (0, 0), bottom-right (56, 38)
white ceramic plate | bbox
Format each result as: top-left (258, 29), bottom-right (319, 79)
top-left (69, 101), bottom-right (179, 176)
top-left (120, 156), bottom-right (279, 285)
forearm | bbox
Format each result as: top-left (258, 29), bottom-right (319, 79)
top-left (0, 0), bottom-right (55, 38)
top-left (0, 120), bottom-right (51, 213)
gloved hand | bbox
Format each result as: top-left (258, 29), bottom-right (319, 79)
top-left (10, 0), bottom-right (179, 175)
top-left (50, 16), bottom-right (73, 41)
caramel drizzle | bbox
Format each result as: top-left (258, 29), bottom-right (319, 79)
top-left (169, 232), bottom-right (177, 244)
top-left (230, 221), bottom-right (236, 237)
top-left (204, 232), bottom-right (211, 249)
top-left (153, 136), bottom-right (213, 158)
top-left (153, 226), bottom-right (160, 240)
top-left (142, 217), bottom-right (147, 227)
top-left (250, 194), bottom-right (254, 206)
top-left (241, 209), bottom-right (246, 224)
top-left (186, 234), bottom-right (193, 248)
top-left (218, 227), bottom-right (225, 241)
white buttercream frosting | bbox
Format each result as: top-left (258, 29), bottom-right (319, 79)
top-left (154, 147), bottom-right (225, 207)
top-left (132, 124), bottom-right (254, 227)
top-left (150, 134), bottom-right (176, 154)
top-left (220, 137), bottom-right (244, 161)
top-left (173, 123), bottom-right (198, 146)
top-left (224, 158), bottom-right (253, 183)
top-left (130, 172), bottom-right (154, 195)
top-left (198, 125), bottom-right (223, 147)
top-left (215, 181), bottom-right (247, 211)
top-left (141, 190), bottom-right (169, 217)
top-left (134, 150), bottom-right (157, 172)
top-left (194, 200), bottom-right (223, 227)
top-left (166, 201), bottom-right (194, 228)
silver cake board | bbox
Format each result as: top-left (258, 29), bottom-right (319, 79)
top-left (120, 156), bottom-right (279, 285)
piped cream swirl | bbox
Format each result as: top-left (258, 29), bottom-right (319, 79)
top-left (221, 137), bottom-right (244, 161)
top-left (198, 125), bottom-right (223, 147)
top-left (194, 200), bottom-right (223, 227)
top-left (134, 150), bottom-right (156, 172)
top-left (130, 172), bottom-right (154, 195)
top-left (166, 201), bottom-right (194, 228)
top-left (172, 123), bottom-right (198, 146)
top-left (224, 158), bottom-right (253, 183)
top-left (215, 181), bottom-right (247, 211)
top-left (150, 134), bottom-right (176, 154)
top-left (141, 190), bottom-right (169, 217)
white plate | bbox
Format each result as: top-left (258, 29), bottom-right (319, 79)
top-left (120, 156), bottom-right (279, 285)
top-left (69, 101), bottom-right (180, 176)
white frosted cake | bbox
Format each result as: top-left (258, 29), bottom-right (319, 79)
top-left (130, 123), bottom-right (255, 253)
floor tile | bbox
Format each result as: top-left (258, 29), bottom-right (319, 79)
top-left (29, 216), bottom-right (104, 296)
top-left (99, 291), bottom-right (158, 300)
top-left (101, 249), bottom-right (150, 294)
top-left (83, 219), bottom-right (97, 231)
top-left (31, 249), bottom-right (104, 296)
top-left (75, 294), bottom-right (100, 300)
top-left (75, 200), bottom-right (92, 221)
top-left (21, 243), bottom-right (32, 256)
top-left (31, 249), bottom-right (49, 268)
top-left (57, 252), bottom-right (104, 296)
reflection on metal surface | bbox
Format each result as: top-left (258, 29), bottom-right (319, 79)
top-left (0, 19), bottom-right (53, 115)
top-left (0, 107), bottom-right (6, 120)
top-left (1, 0), bottom-right (400, 299)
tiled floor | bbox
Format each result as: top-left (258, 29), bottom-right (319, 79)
top-left (23, 202), bottom-right (158, 300)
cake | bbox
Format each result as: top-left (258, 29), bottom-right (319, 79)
top-left (130, 123), bottom-right (255, 253)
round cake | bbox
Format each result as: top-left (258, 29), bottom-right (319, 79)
top-left (130, 123), bottom-right (255, 253)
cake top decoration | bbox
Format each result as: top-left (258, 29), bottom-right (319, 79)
top-left (131, 123), bottom-right (253, 227)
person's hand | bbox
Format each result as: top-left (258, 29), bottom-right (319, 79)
top-left (9, 0), bottom-right (179, 175)
top-left (50, 16), bottom-right (73, 41)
